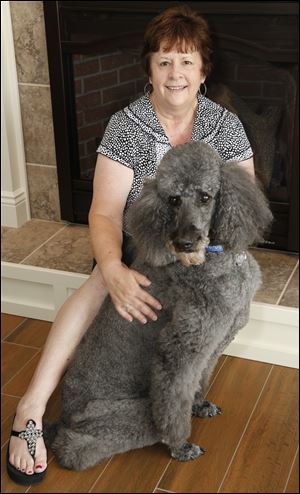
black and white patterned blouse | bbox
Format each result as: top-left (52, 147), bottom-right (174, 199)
top-left (97, 94), bottom-right (253, 231)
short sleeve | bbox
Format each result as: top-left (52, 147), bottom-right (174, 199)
top-left (96, 111), bottom-right (136, 169)
top-left (213, 111), bottom-right (253, 162)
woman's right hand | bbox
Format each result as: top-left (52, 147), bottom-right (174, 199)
top-left (101, 261), bottom-right (162, 324)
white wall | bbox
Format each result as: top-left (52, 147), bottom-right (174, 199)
top-left (1, 1), bottom-right (30, 227)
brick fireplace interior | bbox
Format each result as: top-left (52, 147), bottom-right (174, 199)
top-left (43, 1), bottom-right (299, 252)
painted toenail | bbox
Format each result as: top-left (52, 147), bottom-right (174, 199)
top-left (36, 465), bottom-right (43, 469)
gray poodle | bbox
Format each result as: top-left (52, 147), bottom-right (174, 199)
top-left (45, 141), bottom-right (273, 470)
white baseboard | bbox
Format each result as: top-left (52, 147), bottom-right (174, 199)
top-left (224, 303), bottom-right (299, 368)
top-left (1, 188), bottom-right (30, 227)
top-left (1, 261), bottom-right (299, 368)
top-left (1, 261), bottom-right (88, 321)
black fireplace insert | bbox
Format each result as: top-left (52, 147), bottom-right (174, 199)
top-left (43, 1), bottom-right (299, 252)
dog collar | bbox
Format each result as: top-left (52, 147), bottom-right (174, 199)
top-left (205, 245), bottom-right (224, 253)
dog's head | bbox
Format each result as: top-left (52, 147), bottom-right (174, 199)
top-left (127, 142), bottom-right (273, 267)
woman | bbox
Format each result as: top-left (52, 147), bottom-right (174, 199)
top-left (7, 4), bottom-right (254, 484)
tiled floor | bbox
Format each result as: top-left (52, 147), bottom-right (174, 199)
top-left (1, 219), bottom-right (299, 307)
top-left (1, 314), bottom-right (299, 493)
top-left (1, 220), bottom-right (299, 493)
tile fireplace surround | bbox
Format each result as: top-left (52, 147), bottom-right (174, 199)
top-left (1, 219), bottom-right (299, 369)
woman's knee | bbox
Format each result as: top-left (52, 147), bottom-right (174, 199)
top-left (81, 264), bottom-right (107, 296)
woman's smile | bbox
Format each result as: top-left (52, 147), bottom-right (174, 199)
top-left (165, 85), bottom-right (188, 91)
top-left (149, 47), bottom-right (204, 110)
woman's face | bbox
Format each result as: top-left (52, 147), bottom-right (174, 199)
top-left (149, 43), bottom-right (205, 110)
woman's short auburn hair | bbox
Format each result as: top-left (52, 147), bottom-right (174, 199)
top-left (141, 4), bottom-right (213, 78)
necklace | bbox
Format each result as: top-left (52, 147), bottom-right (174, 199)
top-left (159, 113), bottom-right (195, 145)
top-left (161, 118), bottom-right (193, 137)
top-left (151, 97), bottom-right (197, 144)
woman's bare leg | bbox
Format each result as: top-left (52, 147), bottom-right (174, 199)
top-left (8, 265), bottom-right (108, 476)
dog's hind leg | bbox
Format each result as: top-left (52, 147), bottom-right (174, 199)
top-left (50, 425), bottom-right (109, 470)
top-left (51, 397), bottom-right (160, 471)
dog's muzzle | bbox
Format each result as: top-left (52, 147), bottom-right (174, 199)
top-left (170, 226), bottom-right (205, 253)
top-left (166, 236), bottom-right (209, 266)
top-left (172, 238), bottom-right (195, 253)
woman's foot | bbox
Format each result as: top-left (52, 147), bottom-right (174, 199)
top-left (8, 402), bottom-right (47, 476)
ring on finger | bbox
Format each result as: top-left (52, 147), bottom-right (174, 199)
top-left (123, 303), bottom-right (130, 312)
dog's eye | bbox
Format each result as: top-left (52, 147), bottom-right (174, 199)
top-left (200, 193), bottom-right (211, 203)
top-left (168, 196), bottom-right (181, 207)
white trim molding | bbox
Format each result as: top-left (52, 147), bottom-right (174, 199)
top-left (1, 187), bottom-right (29, 228)
top-left (224, 303), bottom-right (299, 368)
top-left (1, 262), bottom-right (87, 322)
top-left (1, 1), bottom-right (31, 227)
top-left (1, 261), bottom-right (299, 369)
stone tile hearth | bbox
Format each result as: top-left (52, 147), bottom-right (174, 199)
top-left (1, 219), bottom-right (299, 308)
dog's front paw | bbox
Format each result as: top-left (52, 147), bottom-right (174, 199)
top-left (170, 442), bottom-right (205, 461)
top-left (192, 400), bottom-right (222, 418)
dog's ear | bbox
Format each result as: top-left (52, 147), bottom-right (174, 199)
top-left (210, 164), bottom-right (273, 250)
top-left (127, 179), bottom-right (173, 265)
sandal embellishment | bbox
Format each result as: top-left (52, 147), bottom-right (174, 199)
top-left (17, 420), bottom-right (43, 457)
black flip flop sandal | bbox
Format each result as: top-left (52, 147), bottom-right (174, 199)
top-left (7, 419), bottom-right (47, 485)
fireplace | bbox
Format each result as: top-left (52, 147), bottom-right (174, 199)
top-left (43, 1), bottom-right (299, 252)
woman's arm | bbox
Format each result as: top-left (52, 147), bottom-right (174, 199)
top-left (237, 157), bottom-right (255, 181)
top-left (88, 154), bottom-right (133, 270)
top-left (88, 154), bottom-right (162, 323)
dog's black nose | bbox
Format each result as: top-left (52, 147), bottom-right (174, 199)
top-left (173, 239), bottom-right (194, 252)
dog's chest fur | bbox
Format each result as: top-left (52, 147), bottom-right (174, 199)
top-left (61, 251), bottom-right (260, 418)
top-left (136, 250), bottom-right (260, 313)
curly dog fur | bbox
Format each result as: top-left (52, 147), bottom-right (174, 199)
top-left (45, 141), bottom-right (273, 470)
